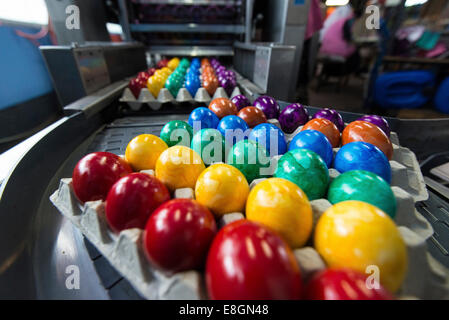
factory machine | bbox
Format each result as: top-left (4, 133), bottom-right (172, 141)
top-left (0, 0), bottom-right (449, 299)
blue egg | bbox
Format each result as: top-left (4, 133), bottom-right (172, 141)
top-left (185, 77), bottom-right (201, 97)
top-left (334, 141), bottom-right (391, 183)
top-left (248, 123), bottom-right (287, 156)
top-left (217, 115), bottom-right (250, 146)
top-left (288, 129), bottom-right (333, 167)
top-left (188, 107), bottom-right (220, 131)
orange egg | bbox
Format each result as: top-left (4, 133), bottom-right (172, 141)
top-left (302, 118), bottom-right (341, 148)
top-left (203, 77), bottom-right (219, 96)
top-left (208, 98), bottom-right (238, 119)
top-left (342, 121), bottom-right (393, 160)
top-left (237, 107), bottom-right (267, 128)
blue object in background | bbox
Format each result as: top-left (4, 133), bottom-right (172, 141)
top-left (248, 123), bottom-right (287, 156)
top-left (288, 129), bottom-right (333, 167)
top-left (334, 141), bottom-right (391, 184)
top-left (188, 107), bottom-right (220, 131)
top-left (374, 71), bottom-right (434, 109)
top-left (435, 76), bottom-right (449, 114)
top-left (0, 25), bottom-right (53, 110)
top-left (217, 115), bottom-right (249, 146)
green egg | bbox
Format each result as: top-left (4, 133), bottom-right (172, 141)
top-left (327, 170), bottom-right (397, 218)
top-left (274, 148), bottom-right (329, 200)
top-left (160, 120), bottom-right (193, 147)
top-left (191, 128), bottom-right (226, 166)
top-left (227, 139), bottom-right (271, 183)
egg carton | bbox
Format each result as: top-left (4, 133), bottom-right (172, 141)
top-left (50, 169), bottom-right (448, 300)
top-left (50, 121), bottom-right (446, 300)
top-left (119, 86), bottom-right (243, 111)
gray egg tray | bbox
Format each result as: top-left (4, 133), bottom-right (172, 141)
top-left (120, 86), bottom-right (243, 111)
top-left (50, 122), bottom-right (449, 300)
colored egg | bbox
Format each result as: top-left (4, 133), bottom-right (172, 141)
top-left (144, 199), bottom-right (216, 273)
top-left (191, 128), bottom-right (226, 166)
top-left (160, 120), bottom-right (193, 147)
top-left (246, 178), bottom-right (313, 248)
top-left (358, 115), bottom-right (391, 137)
top-left (128, 77), bottom-right (147, 99)
top-left (304, 268), bottom-right (394, 300)
top-left (289, 130), bottom-right (333, 168)
top-left (167, 57), bottom-right (180, 70)
top-left (248, 123), bottom-right (287, 156)
top-left (314, 201), bottom-right (407, 293)
top-left (217, 115), bottom-right (249, 146)
top-left (125, 134), bottom-right (168, 171)
top-left (185, 76), bottom-right (201, 97)
top-left (188, 107), bottom-right (220, 130)
top-left (253, 95), bottom-right (280, 119)
top-left (105, 173), bottom-right (170, 232)
top-left (155, 146), bottom-right (205, 191)
top-left (195, 163), bottom-right (249, 217)
top-left (302, 118), bottom-right (341, 148)
top-left (237, 106), bottom-right (267, 128)
top-left (231, 94), bottom-right (251, 111)
top-left (206, 220), bottom-right (303, 300)
top-left (313, 108), bottom-right (345, 132)
top-left (334, 141), bottom-right (391, 184)
top-left (147, 76), bottom-right (163, 98)
top-left (274, 149), bottom-right (329, 200)
top-left (227, 139), bottom-right (270, 183)
top-left (203, 76), bottom-right (219, 96)
top-left (208, 98), bottom-right (238, 119)
top-left (278, 103), bottom-right (309, 133)
top-left (327, 170), bottom-right (396, 218)
top-left (72, 152), bottom-right (133, 203)
top-left (342, 121), bottom-right (393, 160)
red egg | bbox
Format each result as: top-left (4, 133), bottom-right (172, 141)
top-left (206, 220), bottom-right (302, 300)
top-left (72, 152), bottom-right (132, 203)
top-left (157, 59), bottom-right (169, 69)
top-left (304, 268), bottom-right (394, 300)
top-left (143, 199), bottom-right (217, 273)
top-left (105, 173), bottom-right (170, 233)
top-left (128, 77), bottom-right (147, 99)
top-left (147, 68), bottom-right (156, 77)
top-left (137, 71), bottom-right (150, 82)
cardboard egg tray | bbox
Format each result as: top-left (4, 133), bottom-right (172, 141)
top-left (50, 120), bottom-right (449, 300)
top-left (120, 86), bottom-right (243, 111)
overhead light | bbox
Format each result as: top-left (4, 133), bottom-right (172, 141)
top-left (326, 0), bottom-right (350, 6)
top-left (405, 0), bottom-right (428, 7)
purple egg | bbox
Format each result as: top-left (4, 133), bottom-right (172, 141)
top-left (313, 108), bottom-right (345, 132)
top-left (231, 94), bottom-right (251, 111)
top-left (358, 115), bottom-right (391, 137)
top-left (278, 103), bottom-right (310, 134)
top-left (220, 78), bottom-right (235, 96)
top-left (254, 95), bottom-right (280, 119)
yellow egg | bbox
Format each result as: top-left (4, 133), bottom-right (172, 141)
top-left (246, 178), bottom-right (312, 248)
top-left (314, 200), bottom-right (408, 293)
top-left (125, 134), bottom-right (168, 171)
top-left (195, 163), bottom-right (249, 217)
top-left (167, 57), bottom-right (180, 71)
top-left (155, 146), bottom-right (205, 191)
top-left (147, 76), bottom-right (164, 98)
